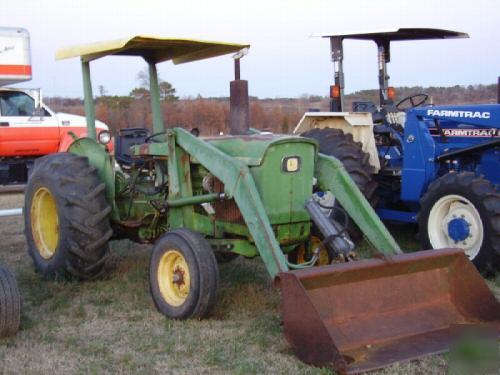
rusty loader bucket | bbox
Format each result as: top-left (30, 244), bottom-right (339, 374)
top-left (280, 249), bottom-right (500, 374)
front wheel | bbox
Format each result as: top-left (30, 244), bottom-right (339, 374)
top-left (149, 229), bottom-right (219, 320)
top-left (418, 172), bottom-right (500, 274)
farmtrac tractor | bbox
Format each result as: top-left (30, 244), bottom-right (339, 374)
top-left (24, 36), bottom-right (500, 374)
top-left (296, 28), bottom-right (500, 274)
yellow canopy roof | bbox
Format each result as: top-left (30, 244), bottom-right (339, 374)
top-left (56, 35), bottom-right (250, 64)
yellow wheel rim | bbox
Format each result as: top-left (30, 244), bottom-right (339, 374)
top-left (295, 236), bottom-right (330, 266)
top-left (157, 250), bottom-right (191, 307)
top-left (31, 187), bottom-right (59, 259)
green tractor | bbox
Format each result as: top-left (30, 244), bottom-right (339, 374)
top-left (24, 36), bottom-right (500, 373)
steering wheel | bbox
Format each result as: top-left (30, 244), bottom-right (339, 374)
top-left (352, 102), bottom-right (372, 112)
top-left (396, 93), bottom-right (429, 110)
top-left (145, 131), bottom-right (166, 143)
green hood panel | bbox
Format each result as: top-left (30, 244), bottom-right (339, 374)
top-left (206, 134), bottom-right (318, 166)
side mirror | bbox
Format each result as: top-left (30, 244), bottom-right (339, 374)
top-left (30, 89), bottom-right (44, 117)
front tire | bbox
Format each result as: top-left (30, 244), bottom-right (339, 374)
top-left (418, 172), bottom-right (500, 274)
top-left (149, 229), bottom-right (219, 319)
top-left (0, 266), bottom-right (21, 337)
top-left (24, 153), bottom-right (112, 280)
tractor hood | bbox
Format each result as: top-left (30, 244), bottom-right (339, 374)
top-left (412, 104), bottom-right (500, 126)
top-left (206, 134), bottom-right (318, 166)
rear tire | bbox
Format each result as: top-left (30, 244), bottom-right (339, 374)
top-left (24, 153), bottom-right (112, 280)
top-left (301, 128), bottom-right (378, 240)
top-left (418, 172), bottom-right (500, 275)
top-left (0, 266), bottom-right (21, 337)
top-left (149, 229), bottom-right (219, 320)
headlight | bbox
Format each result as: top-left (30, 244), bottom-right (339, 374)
top-left (98, 130), bottom-right (111, 145)
top-left (281, 156), bottom-right (301, 173)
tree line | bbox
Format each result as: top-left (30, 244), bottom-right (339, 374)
top-left (45, 81), bottom-right (498, 136)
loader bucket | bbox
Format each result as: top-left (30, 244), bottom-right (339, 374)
top-left (280, 248), bottom-right (500, 374)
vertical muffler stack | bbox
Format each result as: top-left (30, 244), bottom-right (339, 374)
top-left (229, 52), bottom-right (250, 135)
top-left (280, 248), bottom-right (500, 374)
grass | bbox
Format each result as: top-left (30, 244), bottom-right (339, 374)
top-left (0, 193), bottom-right (498, 374)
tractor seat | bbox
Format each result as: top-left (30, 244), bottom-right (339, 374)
top-left (115, 127), bottom-right (151, 166)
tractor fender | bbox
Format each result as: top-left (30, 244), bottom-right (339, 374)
top-left (293, 112), bottom-right (380, 172)
top-left (67, 137), bottom-right (117, 220)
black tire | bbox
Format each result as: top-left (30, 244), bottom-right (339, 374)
top-left (301, 128), bottom-right (378, 240)
top-left (0, 266), bottom-right (21, 337)
top-left (149, 228), bottom-right (219, 320)
top-left (24, 153), bottom-right (112, 280)
top-left (418, 172), bottom-right (500, 275)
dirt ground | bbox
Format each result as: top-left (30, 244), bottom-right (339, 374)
top-left (0, 193), bottom-right (498, 374)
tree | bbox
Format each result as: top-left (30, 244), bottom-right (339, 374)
top-left (137, 68), bottom-right (149, 88)
top-left (131, 67), bottom-right (178, 101)
top-left (98, 85), bottom-right (107, 97)
top-left (159, 81), bottom-right (178, 101)
top-left (129, 87), bottom-right (150, 99)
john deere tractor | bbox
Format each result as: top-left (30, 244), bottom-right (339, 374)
top-left (24, 36), bottom-right (500, 374)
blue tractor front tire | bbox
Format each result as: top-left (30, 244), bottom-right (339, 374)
top-left (418, 172), bottom-right (500, 275)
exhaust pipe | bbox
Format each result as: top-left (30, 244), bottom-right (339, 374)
top-left (229, 51), bottom-right (250, 135)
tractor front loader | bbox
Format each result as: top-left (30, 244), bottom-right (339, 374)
top-left (24, 36), bottom-right (500, 373)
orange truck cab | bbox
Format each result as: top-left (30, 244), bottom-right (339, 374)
top-left (0, 27), bottom-right (111, 185)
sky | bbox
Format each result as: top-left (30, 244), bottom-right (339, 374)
top-left (2, 0), bottom-right (499, 98)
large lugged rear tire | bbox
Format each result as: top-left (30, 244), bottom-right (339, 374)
top-left (24, 153), bottom-right (112, 280)
top-left (301, 128), bottom-right (378, 240)
top-left (149, 229), bottom-right (219, 320)
top-left (418, 172), bottom-right (500, 275)
top-left (0, 266), bottom-right (21, 337)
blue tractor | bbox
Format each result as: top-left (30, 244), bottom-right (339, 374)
top-left (296, 28), bottom-right (500, 273)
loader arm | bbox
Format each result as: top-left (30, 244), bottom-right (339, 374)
top-left (173, 128), bottom-right (289, 278)
top-left (315, 153), bottom-right (401, 254)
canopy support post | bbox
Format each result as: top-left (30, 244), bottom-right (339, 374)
top-left (81, 59), bottom-right (96, 141)
top-left (148, 61), bottom-right (165, 136)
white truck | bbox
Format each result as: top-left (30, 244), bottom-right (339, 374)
top-left (0, 27), bottom-right (111, 186)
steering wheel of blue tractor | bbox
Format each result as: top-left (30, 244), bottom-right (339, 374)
top-left (396, 93), bottom-right (429, 111)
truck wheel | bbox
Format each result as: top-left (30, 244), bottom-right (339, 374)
top-left (0, 266), bottom-right (21, 337)
top-left (301, 128), bottom-right (377, 240)
top-left (24, 153), bottom-right (112, 280)
top-left (149, 229), bottom-right (219, 320)
top-left (418, 172), bottom-right (500, 274)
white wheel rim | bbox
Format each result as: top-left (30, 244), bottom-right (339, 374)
top-left (427, 194), bottom-right (483, 259)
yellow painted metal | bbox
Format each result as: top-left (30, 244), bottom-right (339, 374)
top-left (157, 250), bottom-right (191, 307)
top-left (294, 236), bottom-right (330, 265)
top-left (56, 36), bottom-right (249, 63)
top-left (31, 187), bottom-right (59, 259)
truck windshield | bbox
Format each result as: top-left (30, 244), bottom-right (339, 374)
top-left (0, 91), bottom-right (36, 116)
